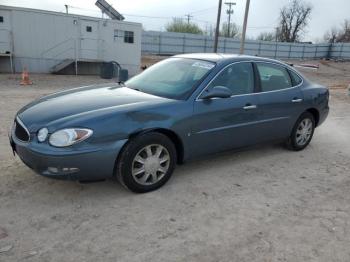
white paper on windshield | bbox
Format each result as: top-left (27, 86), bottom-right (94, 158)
top-left (191, 61), bottom-right (215, 70)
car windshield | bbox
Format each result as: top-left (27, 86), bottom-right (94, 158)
top-left (125, 58), bottom-right (215, 100)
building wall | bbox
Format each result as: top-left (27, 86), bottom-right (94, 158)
top-left (0, 5), bottom-right (142, 76)
top-left (99, 19), bottom-right (142, 75)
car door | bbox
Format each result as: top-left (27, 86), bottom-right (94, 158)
top-left (253, 62), bottom-right (305, 141)
top-left (190, 62), bottom-right (261, 157)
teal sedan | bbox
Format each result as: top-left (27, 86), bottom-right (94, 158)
top-left (10, 54), bottom-right (329, 193)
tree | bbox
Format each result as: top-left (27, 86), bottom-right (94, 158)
top-left (220, 22), bottom-right (239, 38)
top-left (257, 31), bottom-right (276, 41)
top-left (324, 20), bottom-right (350, 43)
top-left (166, 18), bottom-right (203, 35)
top-left (324, 27), bottom-right (339, 43)
top-left (276, 0), bottom-right (312, 42)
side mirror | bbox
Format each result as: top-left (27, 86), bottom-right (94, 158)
top-left (200, 86), bottom-right (232, 99)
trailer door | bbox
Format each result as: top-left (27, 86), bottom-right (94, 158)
top-left (80, 20), bottom-right (99, 60)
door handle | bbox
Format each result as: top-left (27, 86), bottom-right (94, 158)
top-left (291, 98), bottom-right (303, 103)
top-left (243, 105), bottom-right (257, 110)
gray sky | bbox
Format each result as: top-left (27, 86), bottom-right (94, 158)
top-left (2, 0), bottom-right (349, 42)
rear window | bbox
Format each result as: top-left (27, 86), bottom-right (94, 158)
top-left (256, 63), bottom-right (292, 92)
top-left (289, 70), bottom-right (303, 86)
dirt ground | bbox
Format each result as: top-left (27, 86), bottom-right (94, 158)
top-left (0, 60), bottom-right (350, 262)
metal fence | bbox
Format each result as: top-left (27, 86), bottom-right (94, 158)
top-left (142, 31), bottom-right (350, 60)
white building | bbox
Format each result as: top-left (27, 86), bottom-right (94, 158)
top-left (0, 5), bottom-right (142, 76)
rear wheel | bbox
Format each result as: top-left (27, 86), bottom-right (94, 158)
top-left (286, 112), bottom-right (315, 151)
top-left (116, 132), bottom-right (177, 193)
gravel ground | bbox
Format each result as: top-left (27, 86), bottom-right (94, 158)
top-left (0, 60), bottom-right (350, 262)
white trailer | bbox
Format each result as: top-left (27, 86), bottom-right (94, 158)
top-left (0, 5), bottom-right (142, 76)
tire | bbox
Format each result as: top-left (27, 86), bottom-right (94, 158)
top-left (116, 132), bottom-right (177, 193)
top-left (286, 112), bottom-right (315, 151)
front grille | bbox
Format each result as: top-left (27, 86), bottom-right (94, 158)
top-left (14, 117), bottom-right (30, 142)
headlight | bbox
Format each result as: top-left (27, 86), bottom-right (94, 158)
top-left (49, 128), bottom-right (93, 147)
top-left (37, 128), bottom-right (48, 142)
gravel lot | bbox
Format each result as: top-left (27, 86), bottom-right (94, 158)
top-left (0, 60), bottom-right (350, 262)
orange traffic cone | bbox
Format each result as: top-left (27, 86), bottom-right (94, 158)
top-left (20, 67), bottom-right (33, 85)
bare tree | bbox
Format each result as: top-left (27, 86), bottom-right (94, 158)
top-left (257, 31), bottom-right (275, 41)
top-left (324, 20), bottom-right (350, 43)
top-left (277, 0), bottom-right (312, 42)
top-left (220, 22), bottom-right (240, 38)
top-left (337, 20), bottom-right (350, 42)
top-left (335, 20), bottom-right (350, 42)
top-left (166, 18), bottom-right (203, 35)
top-left (324, 27), bottom-right (339, 43)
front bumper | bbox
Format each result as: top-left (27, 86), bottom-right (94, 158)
top-left (10, 133), bottom-right (127, 181)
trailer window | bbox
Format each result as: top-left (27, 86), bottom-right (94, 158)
top-left (0, 16), bottom-right (3, 23)
top-left (124, 31), bottom-right (134, 43)
top-left (86, 26), bottom-right (92, 32)
top-left (114, 30), bottom-right (134, 44)
top-left (114, 30), bottom-right (123, 40)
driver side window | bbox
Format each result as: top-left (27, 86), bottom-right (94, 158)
top-left (208, 62), bottom-right (254, 96)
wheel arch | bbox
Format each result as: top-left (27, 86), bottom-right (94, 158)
top-left (306, 108), bottom-right (320, 126)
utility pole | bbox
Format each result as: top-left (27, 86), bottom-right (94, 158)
top-left (214, 0), bottom-right (223, 52)
top-left (225, 2), bottom-right (236, 37)
top-left (239, 0), bottom-right (250, 54)
top-left (64, 4), bottom-right (68, 14)
top-left (185, 14), bottom-right (193, 24)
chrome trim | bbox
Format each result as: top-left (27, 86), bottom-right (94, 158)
top-left (291, 98), bottom-right (303, 103)
top-left (243, 105), bottom-right (257, 110)
top-left (195, 60), bottom-right (304, 101)
top-left (196, 116), bottom-right (289, 134)
top-left (15, 116), bottom-right (30, 143)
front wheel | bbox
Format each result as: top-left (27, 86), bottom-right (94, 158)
top-left (116, 132), bottom-right (177, 193)
top-left (286, 112), bottom-right (315, 151)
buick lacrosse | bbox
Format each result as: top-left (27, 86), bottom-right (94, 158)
top-left (9, 54), bottom-right (329, 193)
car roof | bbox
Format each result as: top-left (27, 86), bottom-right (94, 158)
top-left (174, 53), bottom-right (285, 65)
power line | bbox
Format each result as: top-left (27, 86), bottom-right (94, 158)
top-left (64, 4), bottom-right (276, 34)
top-left (188, 6), bottom-right (218, 15)
top-left (124, 14), bottom-right (170, 20)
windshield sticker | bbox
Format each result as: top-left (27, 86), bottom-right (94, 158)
top-left (191, 62), bottom-right (215, 70)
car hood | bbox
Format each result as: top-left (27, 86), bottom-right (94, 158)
top-left (18, 84), bottom-right (170, 132)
